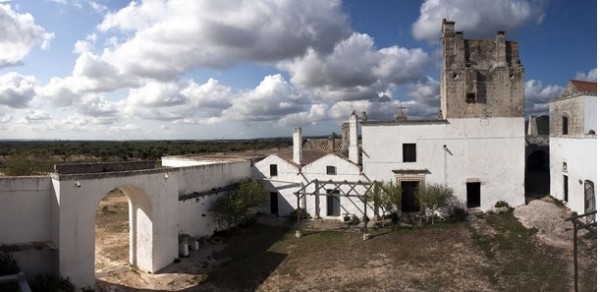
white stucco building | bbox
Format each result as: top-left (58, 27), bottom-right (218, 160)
top-left (254, 20), bottom-right (527, 215)
top-left (549, 80), bottom-right (597, 215)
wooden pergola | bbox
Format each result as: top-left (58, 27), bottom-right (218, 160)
top-left (293, 179), bottom-right (376, 235)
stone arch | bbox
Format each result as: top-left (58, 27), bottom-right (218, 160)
top-left (101, 184), bottom-right (153, 272)
top-left (55, 173), bottom-right (178, 288)
top-left (527, 149), bottom-right (549, 170)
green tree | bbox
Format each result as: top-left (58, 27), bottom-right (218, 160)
top-left (4, 155), bottom-right (34, 176)
top-left (418, 183), bottom-right (455, 224)
top-left (368, 180), bottom-right (402, 226)
top-left (210, 179), bottom-right (268, 230)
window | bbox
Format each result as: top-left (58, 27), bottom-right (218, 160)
top-left (269, 164), bottom-right (278, 177)
top-left (466, 93), bottom-right (476, 103)
top-left (562, 116), bottom-right (569, 135)
top-left (326, 166), bottom-right (336, 175)
top-left (563, 175), bottom-right (569, 202)
top-left (403, 143), bottom-right (416, 162)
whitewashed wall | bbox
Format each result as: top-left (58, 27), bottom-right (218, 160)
top-left (549, 137), bottom-right (597, 214)
top-left (253, 155), bottom-right (301, 217)
top-left (584, 96), bottom-right (597, 133)
top-left (0, 177), bottom-right (52, 243)
top-left (253, 153), bottom-right (377, 220)
top-left (51, 170), bottom-right (179, 288)
top-left (362, 118), bottom-right (525, 210)
top-left (0, 176), bottom-right (57, 282)
top-left (174, 161), bottom-right (252, 238)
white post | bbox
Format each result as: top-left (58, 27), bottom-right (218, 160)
top-left (293, 128), bottom-right (302, 165)
top-left (349, 111), bottom-right (360, 164)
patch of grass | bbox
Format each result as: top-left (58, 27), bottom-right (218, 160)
top-left (469, 212), bottom-right (568, 291)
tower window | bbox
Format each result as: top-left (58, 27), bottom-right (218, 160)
top-left (466, 93), bottom-right (476, 103)
top-left (562, 116), bottom-right (569, 135)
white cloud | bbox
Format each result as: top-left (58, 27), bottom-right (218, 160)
top-left (278, 104), bottom-right (329, 126)
top-left (412, 0), bottom-right (547, 41)
top-left (574, 68), bottom-right (597, 82)
top-left (19, 109), bottom-right (50, 123)
top-left (524, 79), bottom-right (562, 115)
top-left (0, 72), bottom-right (37, 108)
top-left (222, 74), bottom-right (308, 122)
top-left (0, 4), bottom-right (52, 67)
top-left (280, 33), bottom-right (429, 101)
top-left (406, 77), bottom-right (440, 107)
top-left (97, 0), bottom-right (350, 80)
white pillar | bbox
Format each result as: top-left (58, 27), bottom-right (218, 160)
top-left (349, 111), bottom-right (360, 164)
top-left (293, 128), bottom-right (302, 165)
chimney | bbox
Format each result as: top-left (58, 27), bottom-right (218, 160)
top-left (293, 128), bottom-right (302, 165)
top-left (527, 115), bottom-right (538, 136)
top-left (328, 133), bottom-right (336, 153)
top-left (349, 111), bottom-right (360, 164)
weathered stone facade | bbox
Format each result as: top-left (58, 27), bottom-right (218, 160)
top-left (440, 19), bottom-right (524, 119)
top-left (549, 96), bottom-right (586, 137)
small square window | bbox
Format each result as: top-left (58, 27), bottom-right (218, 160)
top-left (403, 143), bottom-right (416, 162)
top-left (326, 166), bottom-right (336, 175)
top-left (466, 93), bottom-right (476, 103)
top-left (269, 164), bottom-right (278, 176)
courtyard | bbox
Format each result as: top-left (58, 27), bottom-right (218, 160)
top-left (94, 195), bottom-right (596, 291)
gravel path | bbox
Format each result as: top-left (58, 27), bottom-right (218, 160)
top-left (513, 198), bottom-right (573, 248)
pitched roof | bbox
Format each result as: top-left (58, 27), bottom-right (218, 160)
top-left (565, 80), bottom-right (597, 96)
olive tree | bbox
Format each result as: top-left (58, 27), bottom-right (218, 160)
top-left (368, 180), bottom-right (401, 226)
top-left (210, 179), bottom-right (268, 230)
top-left (418, 183), bottom-right (455, 224)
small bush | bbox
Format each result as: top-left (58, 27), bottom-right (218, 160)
top-left (452, 205), bottom-right (467, 221)
top-left (349, 215), bottom-right (361, 226)
top-left (419, 183), bottom-right (456, 224)
top-left (0, 252), bottom-right (20, 275)
top-left (289, 208), bottom-right (309, 221)
top-left (31, 274), bottom-right (75, 292)
top-left (238, 215), bottom-right (257, 228)
top-left (0, 252), bottom-right (20, 292)
top-left (494, 201), bottom-right (509, 208)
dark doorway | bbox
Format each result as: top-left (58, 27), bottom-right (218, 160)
top-left (270, 192), bottom-right (279, 216)
top-left (401, 181), bottom-right (420, 212)
top-left (525, 149), bottom-right (550, 199)
top-left (584, 180), bottom-right (595, 223)
top-left (326, 189), bottom-right (341, 216)
top-left (467, 182), bottom-right (481, 208)
top-left (563, 175), bottom-right (569, 202)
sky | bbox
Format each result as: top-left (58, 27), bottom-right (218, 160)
top-left (0, 0), bottom-right (596, 140)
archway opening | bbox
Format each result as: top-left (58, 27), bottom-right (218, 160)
top-left (525, 150), bottom-right (550, 200)
top-left (95, 188), bottom-right (130, 279)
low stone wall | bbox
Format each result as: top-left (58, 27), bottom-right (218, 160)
top-left (54, 161), bottom-right (156, 174)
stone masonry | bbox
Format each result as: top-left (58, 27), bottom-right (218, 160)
top-left (440, 19), bottom-right (524, 119)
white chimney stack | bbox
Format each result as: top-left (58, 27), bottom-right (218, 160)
top-left (293, 127), bottom-right (302, 165)
top-left (349, 111), bottom-right (360, 164)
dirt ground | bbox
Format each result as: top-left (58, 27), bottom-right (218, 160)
top-left (94, 194), bottom-right (596, 291)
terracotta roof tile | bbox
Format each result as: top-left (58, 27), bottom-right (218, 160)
top-left (567, 80), bottom-right (597, 95)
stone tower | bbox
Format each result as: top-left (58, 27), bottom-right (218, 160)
top-left (440, 19), bottom-right (524, 119)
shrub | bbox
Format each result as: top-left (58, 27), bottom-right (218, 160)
top-left (0, 252), bottom-right (20, 292)
top-left (210, 179), bottom-right (268, 230)
top-left (452, 205), bottom-right (467, 221)
top-left (31, 274), bottom-right (75, 292)
top-left (419, 183), bottom-right (456, 224)
top-left (368, 180), bottom-right (401, 226)
top-left (349, 215), bottom-right (361, 226)
top-left (289, 208), bottom-right (309, 221)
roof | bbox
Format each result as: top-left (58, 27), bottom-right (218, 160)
top-left (362, 119), bottom-right (449, 126)
top-left (569, 80), bottom-right (597, 95)
top-left (276, 147), bottom-right (351, 166)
